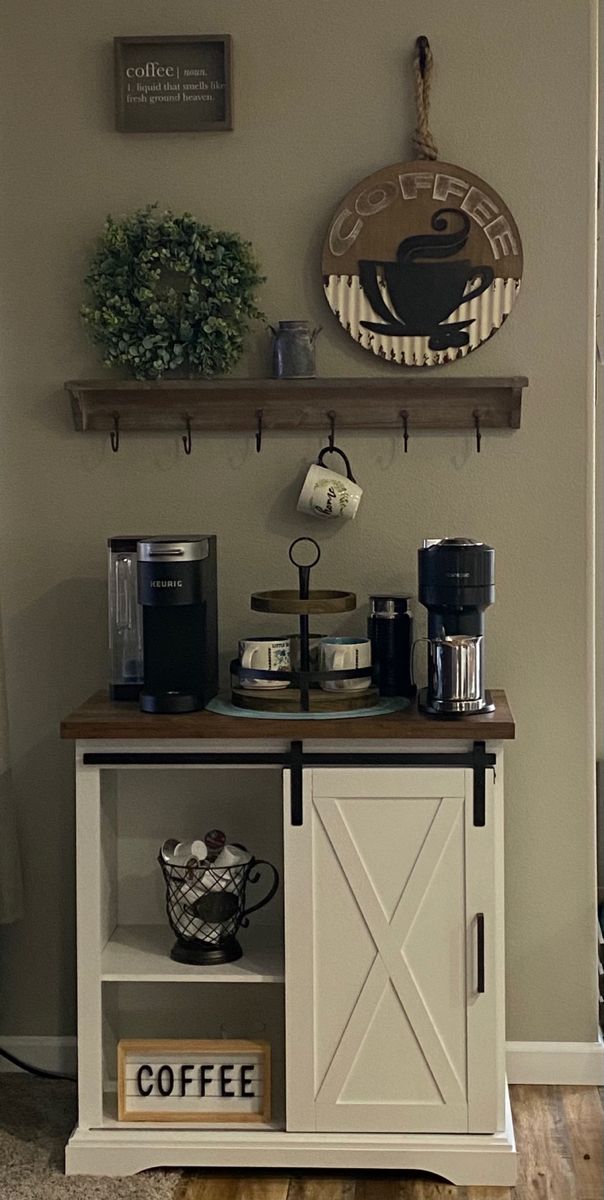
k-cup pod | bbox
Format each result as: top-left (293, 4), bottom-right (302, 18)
top-left (204, 829), bottom-right (227, 860)
top-left (160, 838), bottom-right (179, 862)
top-left (161, 840), bottom-right (196, 867)
top-left (160, 839), bottom-right (207, 867)
top-left (164, 839), bottom-right (207, 866)
top-left (213, 844), bottom-right (252, 868)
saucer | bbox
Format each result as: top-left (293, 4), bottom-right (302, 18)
top-left (360, 318), bottom-right (473, 338)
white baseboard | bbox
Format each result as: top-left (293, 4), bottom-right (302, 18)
top-left (506, 1038), bottom-right (604, 1084)
top-left (1, 1036), bottom-right (602, 1087)
top-left (0, 1036), bottom-right (77, 1077)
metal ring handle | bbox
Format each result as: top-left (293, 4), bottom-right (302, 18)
top-left (288, 537), bottom-right (321, 570)
top-left (316, 445), bottom-right (357, 483)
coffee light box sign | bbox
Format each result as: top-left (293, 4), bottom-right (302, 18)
top-left (114, 36), bottom-right (233, 133)
top-left (117, 1040), bottom-right (270, 1123)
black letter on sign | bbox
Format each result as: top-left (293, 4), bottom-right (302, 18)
top-left (180, 1064), bottom-right (194, 1096)
top-left (136, 1065), bottom-right (153, 1097)
top-left (219, 1063), bottom-right (235, 1097)
top-left (157, 1065), bottom-right (174, 1096)
top-left (199, 1064), bottom-right (213, 1096)
top-left (240, 1064), bottom-right (255, 1097)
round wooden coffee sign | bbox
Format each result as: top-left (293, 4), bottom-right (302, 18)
top-left (322, 160), bottom-right (523, 367)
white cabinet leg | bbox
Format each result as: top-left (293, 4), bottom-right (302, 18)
top-left (75, 751), bottom-right (104, 1128)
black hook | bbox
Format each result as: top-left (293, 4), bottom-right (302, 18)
top-left (401, 410), bottom-right (409, 453)
top-left (416, 35), bottom-right (430, 78)
top-left (110, 412), bottom-right (120, 453)
top-left (182, 415), bottom-right (192, 455)
top-left (327, 410), bottom-right (336, 451)
top-left (255, 410), bottom-right (263, 453)
top-left (473, 410), bottom-right (482, 454)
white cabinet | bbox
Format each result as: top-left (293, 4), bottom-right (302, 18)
top-left (285, 767), bottom-right (504, 1135)
top-left (65, 727), bottom-right (514, 1183)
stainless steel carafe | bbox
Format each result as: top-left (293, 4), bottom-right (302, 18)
top-left (427, 633), bottom-right (484, 713)
top-left (412, 632), bottom-right (487, 713)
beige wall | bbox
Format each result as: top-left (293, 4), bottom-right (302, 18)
top-left (596, 5), bottom-right (604, 887)
top-left (0, 0), bottom-right (598, 1042)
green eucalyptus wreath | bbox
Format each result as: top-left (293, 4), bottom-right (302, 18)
top-left (81, 205), bottom-right (264, 380)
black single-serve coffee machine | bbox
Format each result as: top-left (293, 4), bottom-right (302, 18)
top-left (137, 536), bottom-right (218, 714)
top-left (417, 537), bottom-right (495, 715)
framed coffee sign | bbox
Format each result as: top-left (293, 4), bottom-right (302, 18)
top-left (114, 36), bottom-right (233, 133)
top-left (117, 1039), bottom-right (270, 1123)
top-left (322, 161), bottom-right (523, 368)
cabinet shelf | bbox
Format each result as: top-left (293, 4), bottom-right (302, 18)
top-left (101, 924), bottom-right (284, 984)
top-left (65, 376), bottom-right (526, 438)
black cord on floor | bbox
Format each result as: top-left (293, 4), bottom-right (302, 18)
top-left (0, 1045), bottom-right (76, 1083)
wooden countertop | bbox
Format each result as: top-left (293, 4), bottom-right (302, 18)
top-left (60, 690), bottom-right (515, 741)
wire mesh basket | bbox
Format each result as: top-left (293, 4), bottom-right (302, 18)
top-left (159, 851), bottom-right (279, 965)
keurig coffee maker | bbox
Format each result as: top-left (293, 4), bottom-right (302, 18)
top-left (417, 537), bottom-right (495, 714)
top-left (137, 536), bottom-right (218, 713)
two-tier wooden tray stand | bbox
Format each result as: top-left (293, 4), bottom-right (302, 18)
top-left (231, 539), bottom-right (379, 713)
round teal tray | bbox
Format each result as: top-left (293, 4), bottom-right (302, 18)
top-left (206, 696), bottom-right (410, 721)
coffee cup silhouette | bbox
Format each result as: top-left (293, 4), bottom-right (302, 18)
top-left (358, 206), bottom-right (495, 349)
top-left (359, 258), bottom-right (494, 342)
top-left (391, 260), bottom-right (493, 327)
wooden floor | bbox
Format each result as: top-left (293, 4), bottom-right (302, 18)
top-left (177, 1086), bottom-right (604, 1200)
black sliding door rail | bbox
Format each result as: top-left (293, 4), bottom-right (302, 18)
top-left (82, 739), bottom-right (494, 827)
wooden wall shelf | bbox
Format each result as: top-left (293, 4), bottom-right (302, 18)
top-left (66, 376), bottom-right (526, 439)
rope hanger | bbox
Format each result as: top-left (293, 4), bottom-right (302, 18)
top-left (412, 35), bottom-right (438, 161)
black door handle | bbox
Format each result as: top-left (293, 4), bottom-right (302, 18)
top-left (290, 741), bottom-right (304, 825)
top-left (476, 912), bottom-right (485, 993)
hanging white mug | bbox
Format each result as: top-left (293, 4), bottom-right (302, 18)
top-left (297, 447), bottom-right (363, 521)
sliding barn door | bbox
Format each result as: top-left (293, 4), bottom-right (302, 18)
top-left (285, 767), bottom-right (497, 1134)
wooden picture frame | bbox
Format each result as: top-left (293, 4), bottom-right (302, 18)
top-left (114, 35), bottom-right (233, 133)
top-left (117, 1039), bottom-right (271, 1124)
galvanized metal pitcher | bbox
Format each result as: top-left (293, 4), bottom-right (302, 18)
top-left (269, 320), bottom-right (321, 379)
